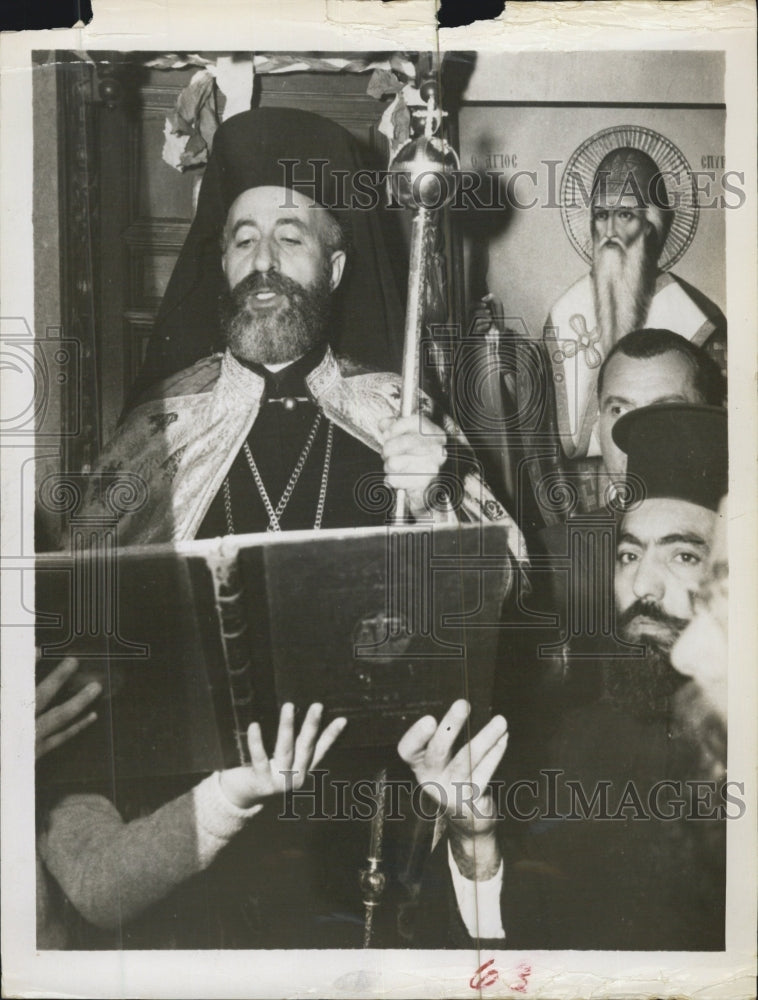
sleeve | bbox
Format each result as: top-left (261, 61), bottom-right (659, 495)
top-left (447, 840), bottom-right (506, 940)
top-left (38, 772), bottom-right (262, 930)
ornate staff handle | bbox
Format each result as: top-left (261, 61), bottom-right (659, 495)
top-left (394, 207), bottom-right (433, 522)
top-left (388, 72), bottom-right (460, 524)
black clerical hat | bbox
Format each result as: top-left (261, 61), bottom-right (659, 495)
top-left (204, 107), bottom-right (365, 214)
top-left (612, 403), bottom-right (727, 511)
top-left (128, 108), bottom-right (405, 408)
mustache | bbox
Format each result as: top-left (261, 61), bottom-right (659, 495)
top-left (230, 269), bottom-right (308, 300)
top-left (617, 598), bottom-right (690, 635)
top-left (597, 237), bottom-right (626, 252)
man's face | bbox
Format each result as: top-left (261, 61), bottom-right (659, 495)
top-left (591, 191), bottom-right (652, 255)
top-left (615, 498), bottom-right (716, 651)
top-left (598, 351), bottom-right (700, 475)
top-left (220, 186), bottom-right (346, 366)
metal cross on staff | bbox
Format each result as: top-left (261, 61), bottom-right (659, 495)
top-left (388, 67), bottom-right (460, 524)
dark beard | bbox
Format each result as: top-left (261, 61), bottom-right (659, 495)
top-left (603, 600), bottom-right (690, 718)
top-left (220, 266), bottom-right (332, 366)
top-left (602, 645), bottom-right (687, 719)
top-left (591, 230), bottom-right (657, 344)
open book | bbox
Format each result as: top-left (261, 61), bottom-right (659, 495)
top-left (36, 522), bottom-right (516, 784)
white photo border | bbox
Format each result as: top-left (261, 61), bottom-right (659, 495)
top-left (1, 2), bottom-right (756, 997)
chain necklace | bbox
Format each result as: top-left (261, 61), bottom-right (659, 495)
top-left (223, 413), bottom-right (334, 534)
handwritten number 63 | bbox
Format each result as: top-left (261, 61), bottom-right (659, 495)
top-left (469, 958), bottom-right (531, 993)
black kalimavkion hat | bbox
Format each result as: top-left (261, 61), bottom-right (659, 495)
top-left (612, 403), bottom-right (728, 511)
top-left (129, 107), bottom-right (406, 408)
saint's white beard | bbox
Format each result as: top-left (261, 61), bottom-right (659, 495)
top-left (591, 233), bottom-right (657, 345)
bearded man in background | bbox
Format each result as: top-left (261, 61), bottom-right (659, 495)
top-left (405, 403), bottom-right (728, 951)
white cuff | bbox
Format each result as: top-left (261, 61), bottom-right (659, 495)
top-left (192, 772), bottom-right (263, 866)
top-left (447, 841), bottom-right (506, 940)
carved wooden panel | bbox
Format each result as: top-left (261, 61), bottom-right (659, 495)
top-left (123, 313), bottom-right (155, 388)
top-left (124, 221), bottom-right (191, 310)
top-left (56, 54), bottom-right (100, 472)
top-left (90, 62), bottom-right (198, 438)
top-left (256, 72), bottom-right (391, 165)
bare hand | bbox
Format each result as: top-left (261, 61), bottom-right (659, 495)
top-left (398, 699), bottom-right (508, 839)
top-left (380, 413), bottom-right (448, 517)
top-left (36, 656), bottom-right (101, 759)
top-left (219, 703), bottom-right (347, 810)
